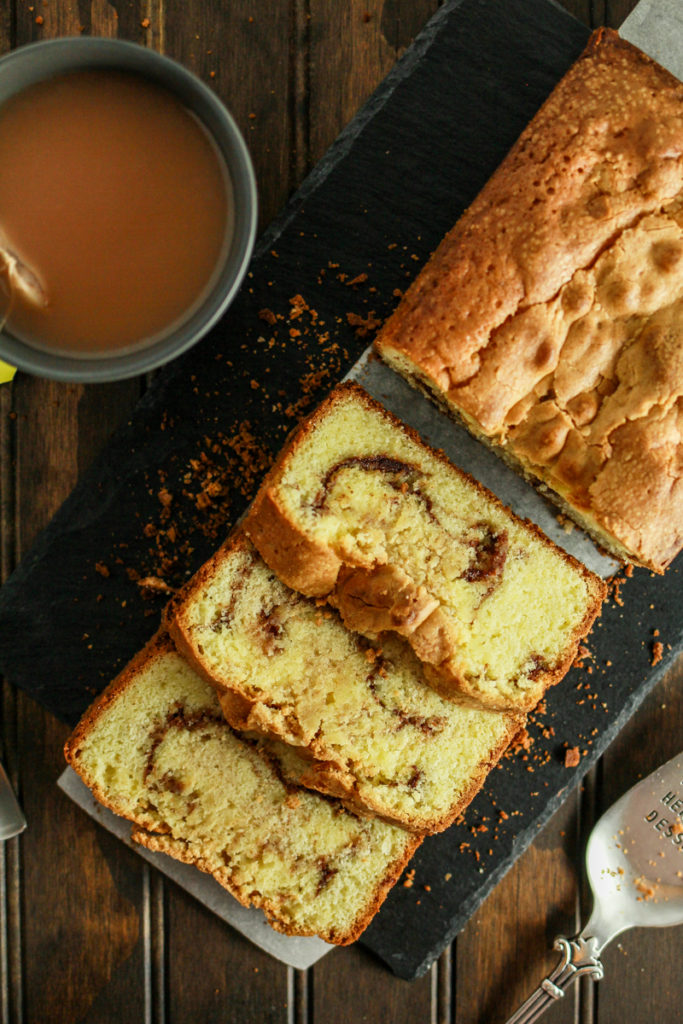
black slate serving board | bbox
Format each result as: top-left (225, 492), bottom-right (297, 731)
top-left (1, 0), bottom-right (681, 980)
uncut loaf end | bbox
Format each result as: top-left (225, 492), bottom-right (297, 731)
top-left (375, 29), bottom-right (683, 573)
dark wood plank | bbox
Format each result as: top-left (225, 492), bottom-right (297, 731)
top-left (455, 796), bottom-right (582, 1024)
top-left (0, 13), bottom-right (21, 989)
top-left (308, 0), bottom-right (440, 165)
top-left (11, 372), bottom-right (148, 1023)
top-left (557, 0), bottom-right (592, 24)
top-left (313, 944), bottom-right (434, 1024)
top-left (162, 0), bottom-right (295, 230)
top-left (6, 4), bottom-right (150, 1021)
top-left (164, 887), bottom-right (289, 1024)
top-left (591, 0), bottom-right (640, 28)
top-left (10, 410), bottom-right (147, 1012)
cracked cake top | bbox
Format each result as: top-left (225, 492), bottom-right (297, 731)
top-left (376, 29), bottom-right (683, 571)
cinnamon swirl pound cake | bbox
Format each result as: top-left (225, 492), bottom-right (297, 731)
top-left (168, 532), bottom-right (523, 834)
top-left (243, 383), bottom-right (605, 712)
top-left (64, 635), bottom-right (419, 945)
top-left (375, 29), bottom-right (683, 573)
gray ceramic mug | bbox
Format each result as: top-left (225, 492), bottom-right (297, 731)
top-left (0, 38), bottom-right (257, 382)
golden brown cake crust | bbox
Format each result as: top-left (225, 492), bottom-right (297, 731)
top-left (247, 488), bottom-right (342, 597)
top-left (375, 29), bottom-right (683, 573)
top-left (242, 382), bottom-right (606, 712)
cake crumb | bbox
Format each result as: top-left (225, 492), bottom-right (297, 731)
top-left (509, 726), bottom-right (532, 754)
top-left (564, 746), bottom-right (581, 768)
top-left (137, 576), bottom-right (175, 594)
top-left (635, 876), bottom-right (656, 900)
top-left (609, 575), bottom-right (626, 607)
top-left (556, 513), bottom-right (575, 534)
top-left (651, 641), bottom-right (664, 667)
top-left (346, 310), bottom-right (382, 338)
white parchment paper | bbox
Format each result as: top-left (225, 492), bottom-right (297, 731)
top-left (620, 0), bottom-right (683, 79)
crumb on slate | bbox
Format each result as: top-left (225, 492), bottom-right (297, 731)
top-left (564, 746), bottom-right (581, 768)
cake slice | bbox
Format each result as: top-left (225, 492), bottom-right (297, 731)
top-left (64, 634), bottom-right (420, 945)
top-left (374, 29), bottom-right (683, 573)
top-left (167, 532), bottom-right (523, 834)
top-left (243, 382), bottom-right (605, 712)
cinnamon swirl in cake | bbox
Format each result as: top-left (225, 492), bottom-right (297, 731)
top-left (244, 383), bottom-right (605, 712)
top-left (168, 532), bottom-right (523, 833)
top-left (65, 634), bottom-right (420, 945)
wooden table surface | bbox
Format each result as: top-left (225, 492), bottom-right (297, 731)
top-left (1, 1), bottom-right (681, 1022)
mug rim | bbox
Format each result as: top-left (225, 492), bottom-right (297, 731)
top-left (0, 37), bottom-right (258, 382)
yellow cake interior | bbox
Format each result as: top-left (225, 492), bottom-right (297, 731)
top-left (66, 642), bottom-right (415, 943)
top-left (270, 389), bottom-right (599, 707)
top-left (174, 538), bottom-right (521, 832)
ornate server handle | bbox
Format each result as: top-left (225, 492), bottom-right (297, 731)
top-left (504, 935), bottom-right (604, 1024)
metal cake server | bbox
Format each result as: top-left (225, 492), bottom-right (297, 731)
top-left (505, 751), bottom-right (683, 1024)
top-left (0, 762), bottom-right (26, 840)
